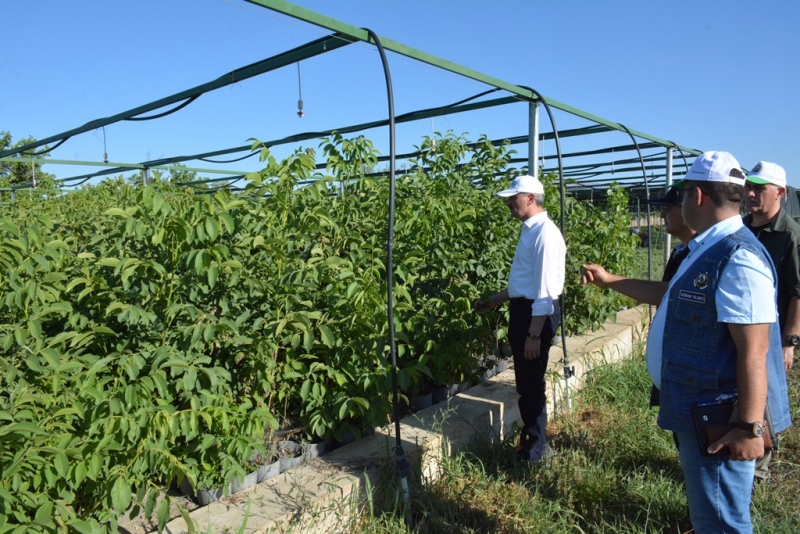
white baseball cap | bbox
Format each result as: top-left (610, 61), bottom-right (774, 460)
top-left (674, 151), bottom-right (745, 188)
top-left (497, 175), bottom-right (544, 197)
top-left (747, 161), bottom-right (787, 188)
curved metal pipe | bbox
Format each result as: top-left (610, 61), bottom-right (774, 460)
top-left (619, 124), bottom-right (653, 323)
top-left (518, 85), bottom-right (574, 409)
top-left (364, 27), bottom-right (412, 527)
top-left (668, 140), bottom-right (691, 177)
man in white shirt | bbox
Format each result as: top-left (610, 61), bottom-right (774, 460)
top-left (474, 175), bottom-right (566, 461)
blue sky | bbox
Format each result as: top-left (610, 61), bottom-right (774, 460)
top-left (2, 0), bottom-right (799, 188)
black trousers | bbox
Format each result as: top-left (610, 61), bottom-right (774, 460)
top-left (509, 298), bottom-right (560, 460)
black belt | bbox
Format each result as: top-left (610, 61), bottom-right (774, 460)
top-left (509, 297), bottom-right (534, 303)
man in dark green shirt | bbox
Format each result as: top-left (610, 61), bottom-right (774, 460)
top-left (744, 161), bottom-right (800, 371)
top-left (744, 160), bottom-right (800, 482)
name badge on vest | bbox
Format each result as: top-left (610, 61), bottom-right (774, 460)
top-left (677, 271), bottom-right (710, 303)
top-left (678, 290), bottom-right (706, 304)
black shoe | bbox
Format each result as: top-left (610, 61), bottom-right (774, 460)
top-left (516, 443), bottom-right (554, 463)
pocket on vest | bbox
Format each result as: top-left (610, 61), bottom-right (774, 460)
top-left (659, 360), bottom-right (721, 424)
top-left (670, 297), bottom-right (718, 357)
top-left (662, 360), bottom-right (720, 390)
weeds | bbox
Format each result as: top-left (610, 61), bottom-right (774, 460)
top-left (342, 345), bottom-right (800, 534)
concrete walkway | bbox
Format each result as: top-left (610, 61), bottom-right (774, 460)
top-left (163, 306), bottom-right (649, 533)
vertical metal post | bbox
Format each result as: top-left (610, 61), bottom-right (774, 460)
top-left (142, 167), bottom-right (149, 186)
top-left (528, 101), bottom-right (540, 177)
top-left (665, 147), bottom-right (674, 263)
top-left (636, 198), bottom-right (641, 229)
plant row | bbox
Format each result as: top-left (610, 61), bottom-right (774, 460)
top-left (0, 131), bottom-right (637, 532)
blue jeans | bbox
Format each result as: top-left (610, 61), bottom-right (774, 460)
top-left (675, 432), bottom-right (756, 533)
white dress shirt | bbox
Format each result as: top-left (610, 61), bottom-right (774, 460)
top-left (507, 211), bottom-right (566, 316)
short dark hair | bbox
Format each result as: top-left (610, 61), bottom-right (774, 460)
top-left (684, 180), bottom-right (743, 208)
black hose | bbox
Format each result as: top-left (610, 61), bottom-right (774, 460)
top-left (27, 137), bottom-right (70, 156)
top-left (517, 85), bottom-right (575, 390)
top-left (667, 141), bottom-right (690, 178)
top-left (125, 95), bottom-right (201, 121)
top-left (364, 27), bottom-right (412, 527)
top-left (396, 88), bottom-right (502, 122)
top-left (8, 95), bottom-right (199, 161)
top-left (199, 152), bottom-right (260, 164)
top-left (618, 124), bottom-right (654, 326)
top-left (62, 176), bottom-right (93, 187)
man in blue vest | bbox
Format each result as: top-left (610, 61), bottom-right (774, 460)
top-left (658, 151), bottom-right (790, 532)
top-left (583, 151), bottom-right (791, 533)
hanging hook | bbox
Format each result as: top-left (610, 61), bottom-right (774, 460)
top-left (102, 126), bottom-right (109, 163)
top-left (540, 135), bottom-right (545, 169)
top-left (296, 62), bottom-right (304, 118)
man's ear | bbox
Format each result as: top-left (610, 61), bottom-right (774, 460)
top-left (777, 187), bottom-right (787, 199)
top-left (693, 187), bottom-right (707, 208)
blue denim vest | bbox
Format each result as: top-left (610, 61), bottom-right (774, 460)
top-left (657, 226), bottom-right (792, 435)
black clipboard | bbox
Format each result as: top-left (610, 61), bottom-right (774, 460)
top-left (691, 397), bottom-right (775, 457)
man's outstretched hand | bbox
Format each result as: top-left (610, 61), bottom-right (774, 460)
top-left (581, 264), bottom-right (612, 288)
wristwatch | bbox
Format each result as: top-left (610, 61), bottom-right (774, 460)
top-left (782, 334), bottom-right (800, 348)
top-left (528, 332), bottom-right (540, 341)
top-left (737, 420), bottom-right (767, 438)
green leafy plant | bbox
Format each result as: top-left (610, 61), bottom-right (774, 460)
top-left (0, 130), bottom-right (637, 532)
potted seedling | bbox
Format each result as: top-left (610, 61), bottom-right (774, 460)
top-left (278, 440), bottom-right (303, 472)
top-left (410, 377), bottom-right (434, 412)
top-left (252, 442), bottom-right (281, 483)
top-left (230, 467), bottom-right (258, 493)
top-left (302, 435), bottom-right (327, 459)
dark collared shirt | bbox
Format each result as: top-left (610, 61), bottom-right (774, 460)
top-left (744, 208), bottom-right (800, 332)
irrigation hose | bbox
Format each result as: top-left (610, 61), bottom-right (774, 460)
top-left (667, 141), bottom-right (691, 177)
top-left (5, 95), bottom-right (199, 161)
top-left (54, 89), bottom-right (514, 189)
top-left (27, 136), bottom-right (70, 157)
top-left (518, 85), bottom-right (574, 409)
top-left (199, 152), bottom-right (260, 164)
top-left (364, 27), bottom-right (412, 528)
top-left (618, 124), bottom-right (654, 326)
top-left (395, 88), bottom-right (502, 122)
top-left (125, 95), bottom-right (201, 121)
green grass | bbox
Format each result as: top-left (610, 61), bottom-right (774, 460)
top-left (343, 344), bottom-right (800, 534)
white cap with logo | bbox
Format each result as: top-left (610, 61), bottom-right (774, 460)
top-left (747, 161), bottom-right (787, 188)
top-left (673, 151), bottom-right (745, 188)
top-left (497, 175), bottom-right (544, 197)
